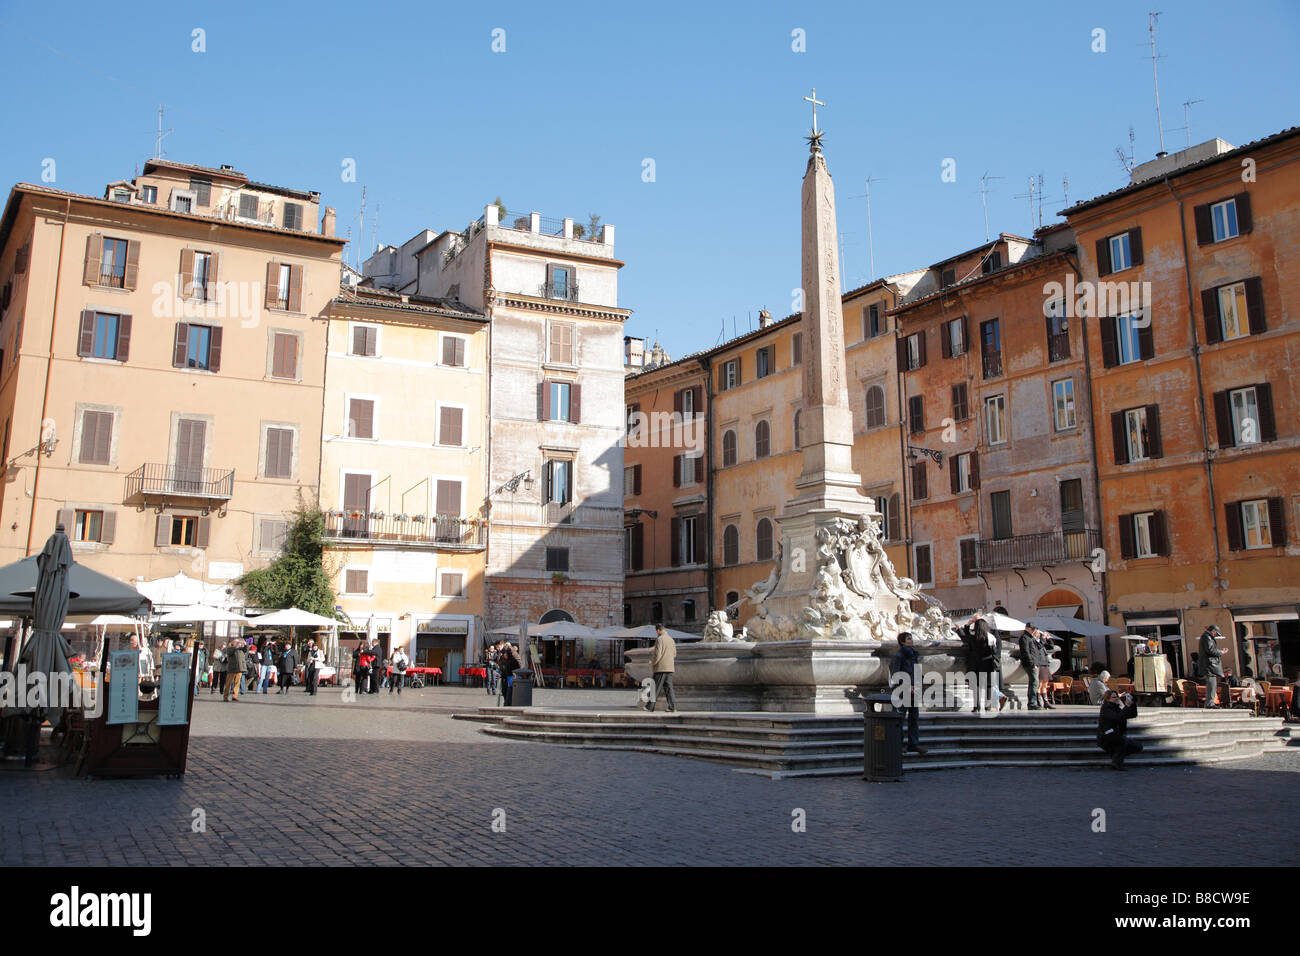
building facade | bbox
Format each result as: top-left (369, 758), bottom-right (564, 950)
top-left (0, 160), bottom-right (343, 599)
top-left (319, 287), bottom-right (489, 675)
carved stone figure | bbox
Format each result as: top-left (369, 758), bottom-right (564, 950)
top-left (702, 610), bottom-right (739, 643)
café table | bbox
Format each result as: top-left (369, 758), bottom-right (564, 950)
top-left (459, 666), bottom-right (487, 688)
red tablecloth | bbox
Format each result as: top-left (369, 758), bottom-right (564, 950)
top-left (1266, 687), bottom-right (1293, 712)
top-left (386, 666), bottom-right (441, 677)
top-left (460, 667), bottom-right (487, 678)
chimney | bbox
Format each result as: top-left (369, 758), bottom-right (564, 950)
top-left (321, 206), bottom-right (336, 237)
top-left (758, 309), bottom-right (772, 328)
top-left (484, 203), bottom-right (499, 227)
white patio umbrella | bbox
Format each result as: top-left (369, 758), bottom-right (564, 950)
top-left (155, 604), bottom-right (249, 625)
top-left (1027, 613), bottom-right (1121, 637)
top-left (248, 607), bottom-right (341, 628)
top-left (953, 612), bottom-right (1026, 633)
top-left (613, 624), bottom-right (699, 641)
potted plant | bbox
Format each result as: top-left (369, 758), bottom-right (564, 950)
top-left (551, 572), bottom-right (567, 585)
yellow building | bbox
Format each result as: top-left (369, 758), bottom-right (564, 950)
top-left (319, 288), bottom-right (489, 677)
top-left (0, 160), bottom-right (343, 596)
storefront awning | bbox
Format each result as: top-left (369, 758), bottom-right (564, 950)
top-left (1124, 615), bottom-right (1179, 626)
top-left (1233, 611), bottom-right (1299, 623)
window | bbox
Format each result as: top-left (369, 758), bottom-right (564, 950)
top-left (545, 547), bottom-right (570, 572)
top-left (189, 176), bottom-right (212, 207)
top-left (793, 410), bottom-right (802, 449)
top-left (263, 426), bottom-right (294, 479)
top-left (914, 544), bottom-right (932, 586)
top-left (905, 332), bottom-right (925, 370)
top-left (91, 313), bottom-right (121, 360)
top-left (172, 192), bottom-right (193, 214)
top-left (438, 403), bottom-right (465, 445)
top-left (442, 336), bottom-right (466, 367)
top-left (959, 539), bottom-right (978, 579)
top-left (1214, 384), bottom-right (1274, 448)
top-left (548, 323), bottom-right (575, 364)
top-left (547, 265), bottom-right (573, 300)
top-left (625, 403), bottom-right (641, 437)
top-left (348, 398), bottom-right (375, 439)
top-left (944, 317), bottom-right (966, 357)
top-left (985, 395), bottom-right (1006, 445)
top-left (100, 237), bottom-right (128, 288)
top-left (951, 452), bottom-right (972, 493)
top-left (1210, 199), bottom-right (1239, 242)
top-left (866, 304), bottom-right (883, 338)
top-left (434, 480), bottom-right (462, 518)
top-left (1111, 404), bottom-right (1162, 464)
top-left (990, 490), bottom-right (1013, 540)
top-left (351, 325), bottom-right (378, 357)
top-left (544, 459), bottom-right (572, 505)
top-left (676, 453), bottom-right (699, 487)
top-left (623, 528), bottom-right (634, 571)
top-left (191, 251), bottom-right (212, 302)
top-left (270, 332), bottom-right (299, 379)
top-left (624, 467), bottom-right (637, 496)
top-left (722, 429), bottom-right (738, 466)
top-left (547, 382), bottom-right (572, 422)
top-left (438, 571), bottom-right (465, 598)
top-left (982, 251), bottom-right (1002, 274)
top-left (73, 510), bottom-right (104, 542)
top-left (1045, 301), bottom-right (1070, 361)
top-left (108, 188), bottom-right (131, 203)
top-left (952, 384), bottom-right (969, 421)
top-left (1060, 479), bottom-right (1084, 534)
top-left (1229, 387), bottom-right (1260, 445)
top-left (274, 264), bottom-right (291, 310)
top-left (792, 333), bottom-right (802, 365)
top-left (258, 518), bottom-right (288, 554)
top-left (651, 601), bottom-right (664, 622)
top-left (756, 518), bottom-right (773, 561)
top-left (720, 358), bottom-right (740, 391)
top-left (680, 387), bottom-right (695, 418)
top-left (171, 515), bottom-right (198, 547)
top-left (1117, 314), bottom-right (1144, 365)
top-left (980, 318), bottom-right (1001, 378)
top-left (1217, 283), bottom-right (1249, 341)
top-left (344, 569), bottom-right (369, 594)
top-left (725, 591), bottom-right (740, 617)
top-left (1241, 500), bottom-right (1271, 549)
top-left (756, 346), bottom-right (773, 379)
top-left (908, 395), bottom-right (924, 435)
top-left (1052, 379), bottom-right (1076, 431)
top-left (940, 268), bottom-right (955, 288)
top-left (754, 420), bottom-right (771, 458)
top-left (1226, 498), bottom-right (1286, 551)
top-left (186, 324), bottom-right (214, 369)
top-left (282, 202), bottom-right (304, 231)
top-left (865, 386), bottom-right (886, 428)
top-left (722, 525), bottom-right (739, 566)
top-left (78, 409), bottom-right (113, 464)
top-left (238, 193), bottom-right (260, 220)
top-left (678, 516), bottom-right (699, 565)
top-left (683, 599), bottom-right (696, 624)
top-left (910, 460), bottom-right (927, 500)
top-left (140, 185), bottom-right (157, 204)
top-left (1125, 407), bottom-right (1151, 462)
top-left (1134, 512), bottom-right (1157, 558)
top-left (1109, 233), bottom-right (1132, 272)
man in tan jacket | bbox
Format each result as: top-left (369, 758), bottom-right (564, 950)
top-left (647, 624), bottom-right (677, 712)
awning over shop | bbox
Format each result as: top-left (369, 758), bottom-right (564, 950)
top-left (1233, 611), bottom-right (1299, 622)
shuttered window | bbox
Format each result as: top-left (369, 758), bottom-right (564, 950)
top-left (348, 398), bottom-right (375, 439)
top-left (722, 525), bottom-right (739, 566)
top-left (914, 545), bottom-right (932, 586)
top-left (271, 332), bottom-right (299, 379)
top-left (79, 410), bottom-right (113, 464)
top-left (990, 490), bottom-right (1013, 539)
top-left (951, 383), bottom-right (969, 421)
top-left (351, 325), bottom-right (377, 356)
top-left (344, 569), bottom-right (369, 594)
top-left (173, 323), bottom-right (222, 371)
top-left (549, 323), bottom-right (574, 364)
top-left (438, 406), bottom-right (463, 446)
top-left (910, 461), bottom-right (928, 501)
top-left (238, 194), bottom-right (260, 219)
top-left (189, 176), bottom-right (212, 207)
top-left (282, 203), bottom-right (304, 231)
top-left (435, 480), bottom-right (462, 517)
top-left (908, 395), bottom-right (924, 434)
top-left (721, 429), bottom-right (737, 466)
top-left (258, 518), bottom-right (289, 554)
top-left (866, 386), bottom-right (886, 428)
top-left (441, 336), bottom-right (466, 367)
top-left (263, 426), bottom-right (294, 479)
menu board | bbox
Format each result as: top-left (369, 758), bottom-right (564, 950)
top-left (106, 650), bottom-right (140, 725)
top-left (157, 652), bottom-right (192, 726)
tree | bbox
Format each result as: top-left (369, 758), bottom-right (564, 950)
top-left (586, 213), bottom-right (602, 241)
top-left (492, 196), bottom-right (507, 222)
top-left (236, 504), bottom-right (340, 619)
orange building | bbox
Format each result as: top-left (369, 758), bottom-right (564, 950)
top-left (1064, 128), bottom-right (1300, 678)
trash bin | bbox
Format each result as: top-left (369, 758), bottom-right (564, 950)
top-left (510, 670), bottom-right (534, 707)
top-left (863, 692), bottom-right (903, 782)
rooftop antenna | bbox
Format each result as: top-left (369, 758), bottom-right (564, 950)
top-left (1115, 126), bottom-right (1136, 174)
top-left (357, 185), bottom-right (367, 271)
top-left (154, 104), bottom-right (173, 160)
top-left (1013, 176), bottom-right (1038, 234)
top-left (847, 176), bottom-right (885, 280)
top-left (977, 171), bottom-right (1002, 241)
top-left (1062, 173), bottom-right (1070, 208)
top-left (1181, 98), bottom-right (1204, 148)
top-left (1036, 173), bottom-right (1045, 230)
top-left (372, 203), bottom-right (380, 253)
top-left (1147, 12), bottom-right (1167, 156)
top-left (837, 232), bottom-right (858, 292)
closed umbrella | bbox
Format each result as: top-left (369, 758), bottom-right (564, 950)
top-left (17, 527), bottom-right (74, 763)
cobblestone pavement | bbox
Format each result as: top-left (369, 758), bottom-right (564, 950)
top-left (3, 691), bottom-right (1298, 866)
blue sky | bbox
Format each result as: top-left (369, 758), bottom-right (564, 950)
top-left (1, 0), bottom-right (1296, 357)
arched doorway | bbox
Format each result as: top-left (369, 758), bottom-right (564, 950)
top-left (1036, 588), bottom-right (1085, 673)
top-left (537, 608), bottom-right (574, 669)
top-left (539, 608), bottom-right (574, 624)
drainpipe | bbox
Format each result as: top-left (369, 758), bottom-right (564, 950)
top-left (891, 294), bottom-right (913, 579)
top-left (1164, 177), bottom-right (1225, 620)
top-left (26, 197), bottom-right (71, 557)
top-left (699, 355), bottom-right (716, 611)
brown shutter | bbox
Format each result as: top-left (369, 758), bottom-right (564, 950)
top-left (1235, 192), bottom-right (1253, 234)
top-left (694, 454), bottom-right (704, 484)
top-left (1193, 203), bottom-right (1213, 245)
top-left (970, 451), bottom-right (980, 489)
top-left (344, 473), bottom-right (370, 512)
top-left (541, 380), bottom-right (551, 420)
top-left (570, 384), bottom-right (581, 424)
top-left (632, 523), bottom-right (644, 571)
top-left (1267, 498), bottom-right (1287, 546)
top-left (733, 356), bottom-right (742, 386)
top-left (265, 262), bottom-right (278, 309)
top-left (440, 406), bottom-right (463, 446)
top-left (208, 326), bottom-right (222, 373)
top-left (694, 515), bottom-right (707, 562)
top-left (1150, 511), bottom-right (1168, 557)
top-left (896, 337), bottom-right (907, 370)
top-left (99, 510), bottom-right (116, 545)
top-left (207, 251), bottom-right (221, 300)
top-left (718, 364), bottom-right (726, 392)
top-left (1212, 391), bottom-right (1234, 448)
top-left (1137, 320), bottom-right (1154, 360)
top-left (1202, 288), bottom-right (1222, 344)
top-left (1225, 502), bottom-right (1244, 551)
top-left (1119, 515), bottom-right (1135, 560)
top-left (116, 314), bottom-right (131, 362)
top-left (1128, 228), bottom-right (1143, 266)
top-left (960, 315), bottom-right (969, 352)
top-left (349, 399), bottom-right (374, 439)
top-left (692, 385), bottom-right (703, 414)
top-left (632, 464), bottom-right (642, 495)
top-left (1255, 383), bottom-right (1276, 442)
top-left (179, 248), bottom-right (194, 298)
top-left (1095, 236), bottom-right (1112, 276)
top-left (1144, 404), bottom-right (1163, 458)
top-left (173, 323), bottom-right (189, 367)
top-left (949, 455), bottom-right (959, 494)
top-left (15, 243), bottom-right (28, 274)
top-left (56, 508), bottom-right (75, 533)
top-left (155, 515), bottom-right (171, 548)
top-left (792, 332), bottom-right (802, 364)
top-left (264, 429), bottom-right (284, 477)
top-left (78, 310), bottom-right (96, 356)
top-left (672, 454), bottom-right (681, 488)
top-left (83, 234), bottom-right (102, 285)
top-left (670, 517), bottom-right (681, 567)
top-left (1244, 277), bottom-right (1266, 334)
top-left (1111, 411), bottom-right (1129, 465)
top-left (1100, 316), bottom-right (1118, 368)
top-left (123, 240), bottom-right (141, 291)
top-left (941, 322), bottom-right (952, 359)
top-left (288, 265), bottom-right (303, 312)
top-left (673, 389), bottom-right (683, 416)
top-left (195, 516), bottom-right (211, 549)
top-left (917, 330), bottom-right (927, 367)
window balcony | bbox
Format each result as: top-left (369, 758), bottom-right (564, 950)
top-left (982, 351), bottom-right (1003, 379)
top-left (540, 280), bottom-right (580, 302)
top-left (1047, 332), bottom-right (1071, 363)
top-left (975, 528), bottom-right (1100, 572)
top-left (321, 512), bottom-right (485, 550)
top-left (125, 463), bottom-right (234, 501)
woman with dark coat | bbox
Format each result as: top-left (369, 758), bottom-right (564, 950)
top-left (277, 642), bottom-right (298, 694)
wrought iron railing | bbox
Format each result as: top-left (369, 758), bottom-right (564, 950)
top-left (320, 511), bottom-right (485, 549)
top-left (125, 463), bottom-right (235, 499)
top-left (540, 280), bottom-right (580, 301)
top-left (975, 528), bottom-right (1100, 572)
top-left (982, 350), bottom-right (1003, 379)
top-left (99, 271), bottom-right (125, 288)
top-left (1048, 332), bottom-right (1071, 363)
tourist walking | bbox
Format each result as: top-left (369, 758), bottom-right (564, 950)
top-left (647, 623), bottom-right (677, 713)
top-left (1096, 689), bottom-right (1143, 770)
top-left (193, 640), bottom-right (207, 697)
top-left (890, 632), bottom-right (925, 753)
top-left (223, 639), bottom-right (247, 702)
top-left (1018, 628), bottom-right (1040, 709)
top-left (1035, 629), bottom-right (1056, 709)
top-left (210, 643), bottom-right (226, 694)
top-left (499, 642), bottom-right (521, 706)
top-left (304, 640), bottom-right (324, 696)
top-left (369, 639), bottom-right (383, 694)
top-left (258, 641), bottom-right (274, 693)
top-left (485, 642), bottom-right (501, 696)
top-left (390, 646), bottom-right (410, 694)
top-left (1200, 625), bottom-right (1225, 708)
top-left (277, 642), bottom-right (298, 693)
top-left (966, 613), bottom-right (1006, 712)
top-left (354, 642), bottom-right (375, 695)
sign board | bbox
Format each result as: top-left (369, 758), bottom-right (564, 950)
top-left (416, 618), bottom-right (469, 635)
top-left (157, 652), bottom-right (192, 725)
top-left (106, 650), bottom-right (140, 725)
